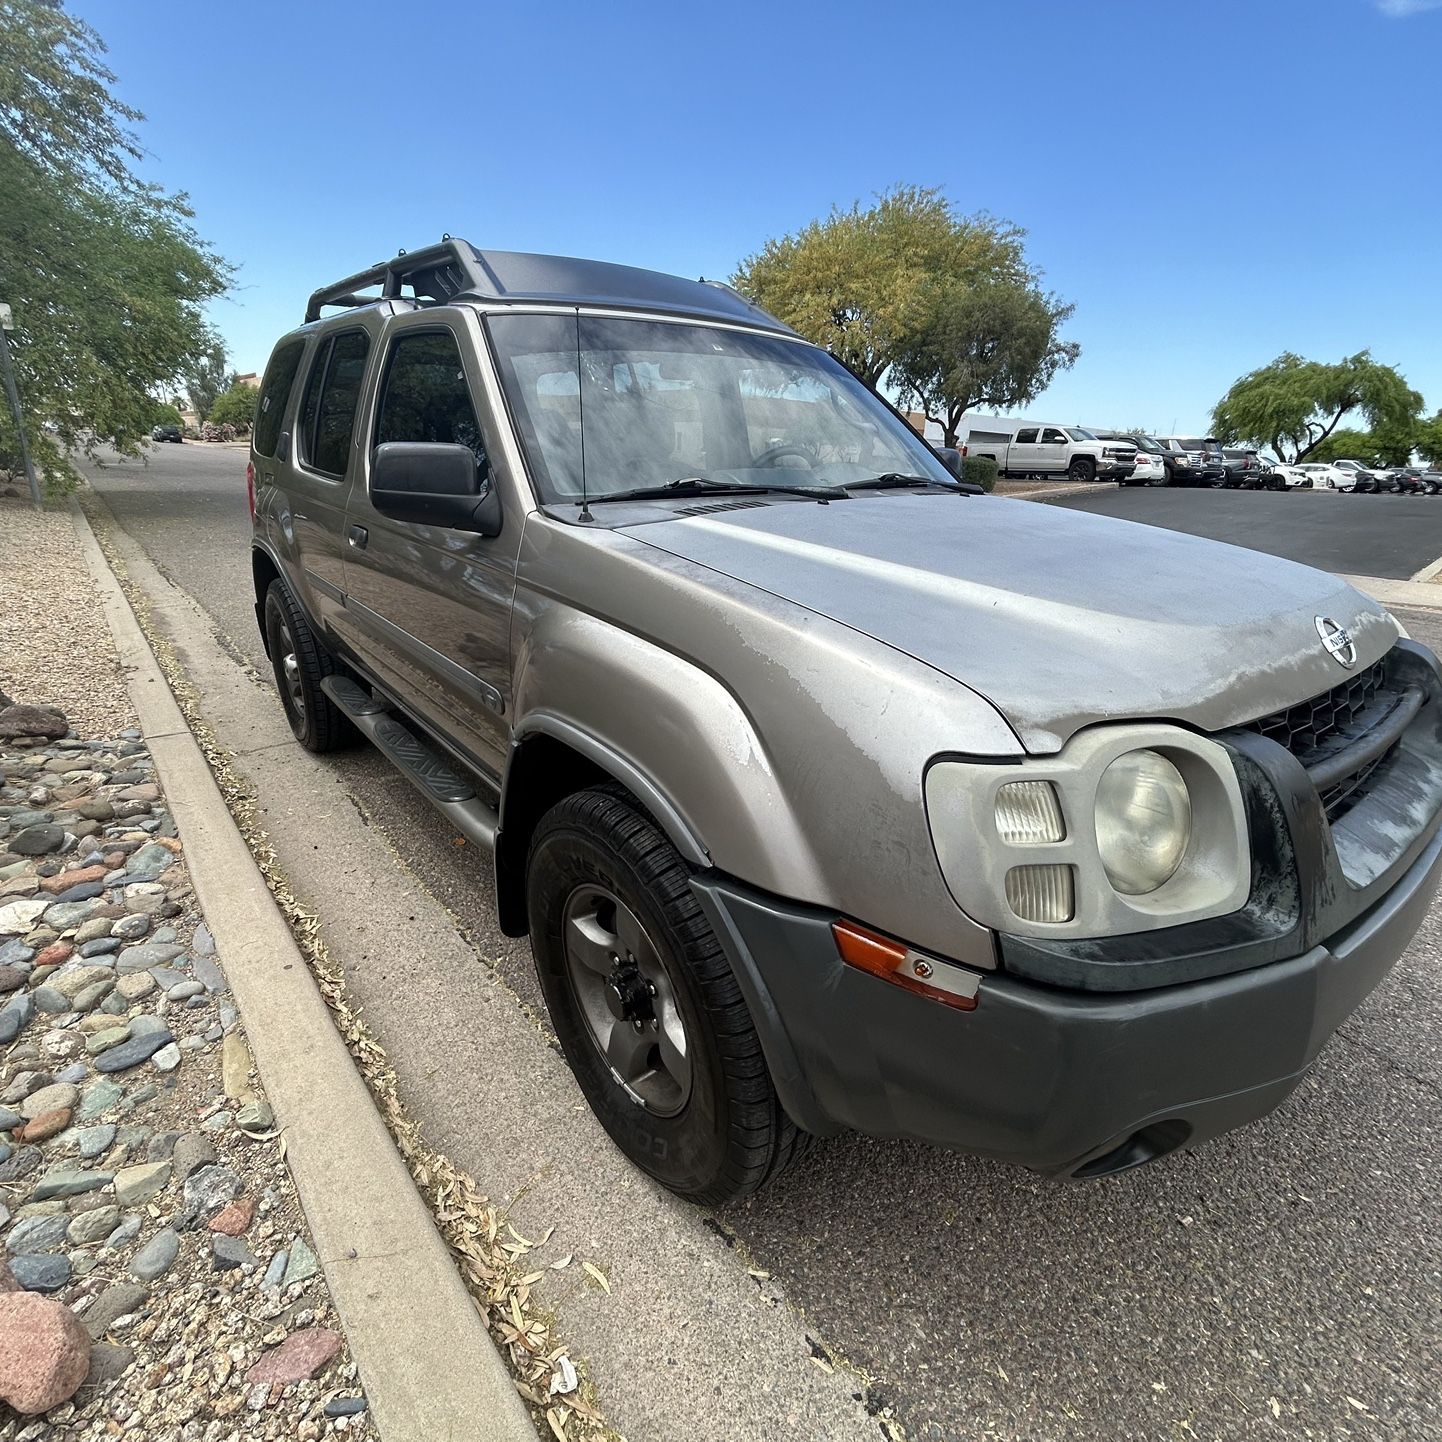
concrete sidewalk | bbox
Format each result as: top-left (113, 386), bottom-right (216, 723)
top-left (72, 503), bottom-right (536, 1442)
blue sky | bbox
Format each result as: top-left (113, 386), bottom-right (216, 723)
top-left (78, 0), bottom-right (1441, 433)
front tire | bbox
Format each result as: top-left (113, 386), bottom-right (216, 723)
top-left (1067, 456), bottom-right (1096, 483)
top-left (526, 785), bottom-right (807, 1204)
top-left (262, 581), bottom-right (352, 752)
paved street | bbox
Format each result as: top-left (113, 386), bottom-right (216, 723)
top-left (1050, 484), bottom-right (1442, 581)
top-left (81, 443), bottom-right (1442, 1442)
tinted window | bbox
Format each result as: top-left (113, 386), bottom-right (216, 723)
top-left (1041, 427), bottom-right (1068, 443)
top-left (1015, 428), bottom-right (1039, 444)
top-left (375, 331), bottom-right (487, 468)
top-left (300, 331), bottom-right (370, 476)
top-left (254, 341), bottom-right (304, 457)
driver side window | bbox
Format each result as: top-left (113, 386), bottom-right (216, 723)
top-left (375, 331), bottom-right (489, 475)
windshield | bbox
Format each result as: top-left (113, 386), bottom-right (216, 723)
top-left (1132, 436), bottom-right (1165, 453)
top-left (1066, 426), bottom-right (1098, 441)
top-left (485, 314), bottom-right (953, 503)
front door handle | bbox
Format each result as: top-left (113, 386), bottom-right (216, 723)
top-left (348, 525), bottom-right (368, 550)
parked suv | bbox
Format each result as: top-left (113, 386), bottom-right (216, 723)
top-left (249, 239), bottom-right (1442, 1202)
top-left (1156, 436), bottom-right (1227, 486)
top-left (960, 420), bottom-right (1137, 483)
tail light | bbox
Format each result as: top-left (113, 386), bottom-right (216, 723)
top-left (246, 460), bottom-right (256, 521)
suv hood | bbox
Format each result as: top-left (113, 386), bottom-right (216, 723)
top-left (622, 494), bottom-right (1399, 752)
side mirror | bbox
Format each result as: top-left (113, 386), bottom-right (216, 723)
top-left (370, 442), bottom-right (502, 537)
top-left (935, 446), bottom-right (964, 479)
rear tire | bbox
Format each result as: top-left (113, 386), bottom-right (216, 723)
top-left (526, 784), bottom-right (809, 1204)
top-left (263, 581), bottom-right (353, 752)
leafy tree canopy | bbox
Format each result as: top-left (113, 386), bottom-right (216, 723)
top-left (208, 381), bottom-right (257, 431)
top-left (0, 0), bottom-right (228, 488)
top-left (185, 337), bottom-right (232, 422)
top-left (732, 185), bottom-right (1035, 393)
top-left (1211, 352), bottom-right (1421, 464)
top-left (1415, 412), bottom-right (1442, 468)
top-left (893, 280), bottom-right (1080, 446)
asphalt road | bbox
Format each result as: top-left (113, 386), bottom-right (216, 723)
top-left (1050, 484), bottom-right (1442, 581)
top-left (82, 443), bottom-right (1442, 1442)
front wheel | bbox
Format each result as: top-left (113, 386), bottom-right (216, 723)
top-left (1067, 456), bottom-right (1096, 483)
top-left (526, 786), bottom-right (808, 1204)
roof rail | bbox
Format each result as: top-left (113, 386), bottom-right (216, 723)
top-left (304, 237), bottom-right (486, 323)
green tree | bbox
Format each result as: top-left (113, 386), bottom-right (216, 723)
top-left (185, 337), bottom-right (232, 422)
top-left (893, 280), bottom-right (1080, 446)
top-left (1307, 419), bottom-right (1419, 467)
top-left (208, 382), bottom-right (257, 431)
top-left (0, 0), bottom-right (228, 488)
top-left (150, 400), bottom-right (184, 429)
top-left (732, 185), bottom-right (1032, 393)
top-left (1211, 352), bottom-right (1421, 463)
top-left (1414, 413), bottom-right (1442, 467)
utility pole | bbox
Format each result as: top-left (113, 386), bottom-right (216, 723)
top-left (0, 303), bottom-right (42, 509)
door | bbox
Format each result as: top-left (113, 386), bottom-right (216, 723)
top-left (1009, 426), bottom-right (1042, 475)
top-left (1035, 426), bottom-right (1070, 474)
top-left (284, 327), bottom-right (373, 631)
top-left (339, 315), bottom-right (522, 778)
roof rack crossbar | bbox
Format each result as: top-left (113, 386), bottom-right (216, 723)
top-left (304, 238), bottom-right (486, 323)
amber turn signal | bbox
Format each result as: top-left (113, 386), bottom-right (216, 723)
top-left (831, 919), bottom-right (979, 1011)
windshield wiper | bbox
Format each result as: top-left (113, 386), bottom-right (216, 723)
top-left (590, 476), bottom-right (848, 503)
top-left (846, 472), bottom-right (971, 492)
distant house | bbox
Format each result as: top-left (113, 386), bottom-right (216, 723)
top-left (234, 372), bottom-right (260, 389)
top-left (903, 410), bottom-right (945, 443)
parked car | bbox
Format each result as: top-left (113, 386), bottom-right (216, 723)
top-left (1219, 448), bottom-right (1264, 488)
top-left (1330, 459), bottom-right (1389, 490)
top-left (1155, 436), bottom-right (1227, 487)
top-left (249, 237), bottom-right (1442, 1202)
top-left (1265, 463), bottom-right (1313, 490)
top-left (1382, 466), bottom-right (1431, 495)
top-left (1094, 431), bottom-right (1166, 484)
top-left (151, 424), bottom-right (183, 443)
top-left (1292, 463), bottom-right (1344, 490)
top-left (960, 420), bottom-right (1137, 483)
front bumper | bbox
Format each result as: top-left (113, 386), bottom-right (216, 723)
top-left (1097, 461), bottom-right (1136, 479)
top-left (693, 823), bottom-right (1441, 1176)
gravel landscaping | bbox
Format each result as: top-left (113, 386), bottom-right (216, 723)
top-left (0, 499), bottom-right (374, 1438)
top-left (0, 505), bottom-right (133, 738)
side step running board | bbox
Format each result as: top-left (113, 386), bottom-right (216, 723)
top-left (321, 676), bottom-right (499, 850)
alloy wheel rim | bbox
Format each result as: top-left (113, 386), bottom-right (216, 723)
top-left (561, 883), bottom-right (692, 1117)
top-left (276, 615), bottom-right (305, 720)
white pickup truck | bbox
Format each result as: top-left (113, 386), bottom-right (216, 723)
top-left (961, 420), bottom-right (1138, 483)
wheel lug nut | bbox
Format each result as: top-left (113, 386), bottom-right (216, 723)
top-left (633, 1019), bottom-right (644, 1032)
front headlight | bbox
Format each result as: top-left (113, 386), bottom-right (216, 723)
top-left (924, 724), bottom-right (1250, 939)
top-left (1094, 751), bottom-right (1191, 894)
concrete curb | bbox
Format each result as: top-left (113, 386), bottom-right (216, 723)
top-left (71, 502), bottom-right (536, 1442)
top-left (1340, 572), bottom-right (1442, 612)
top-left (1409, 554), bottom-right (1442, 584)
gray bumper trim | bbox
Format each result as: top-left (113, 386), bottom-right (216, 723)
top-left (692, 819), bottom-right (1442, 1174)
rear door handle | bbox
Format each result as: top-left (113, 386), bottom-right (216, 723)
top-left (348, 526), bottom-right (368, 550)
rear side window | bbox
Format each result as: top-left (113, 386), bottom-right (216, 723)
top-left (374, 331), bottom-right (487, 467)
top-left (1015, 427), bottom-right (1039, 444)
top-left (299, 330), bottom-right (370, 477)
top-left (254, 341), bottom-right (304, 458)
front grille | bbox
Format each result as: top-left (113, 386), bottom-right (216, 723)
top-left (1241, 656), bottom-right (1401, 821)
top-left (1247, 659), bottom-right (1387, 758)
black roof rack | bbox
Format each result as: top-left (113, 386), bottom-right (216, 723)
top-left (305, 238), bottom-right (486, 323)
top-left (305, 237), bottom-right (796, 336)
